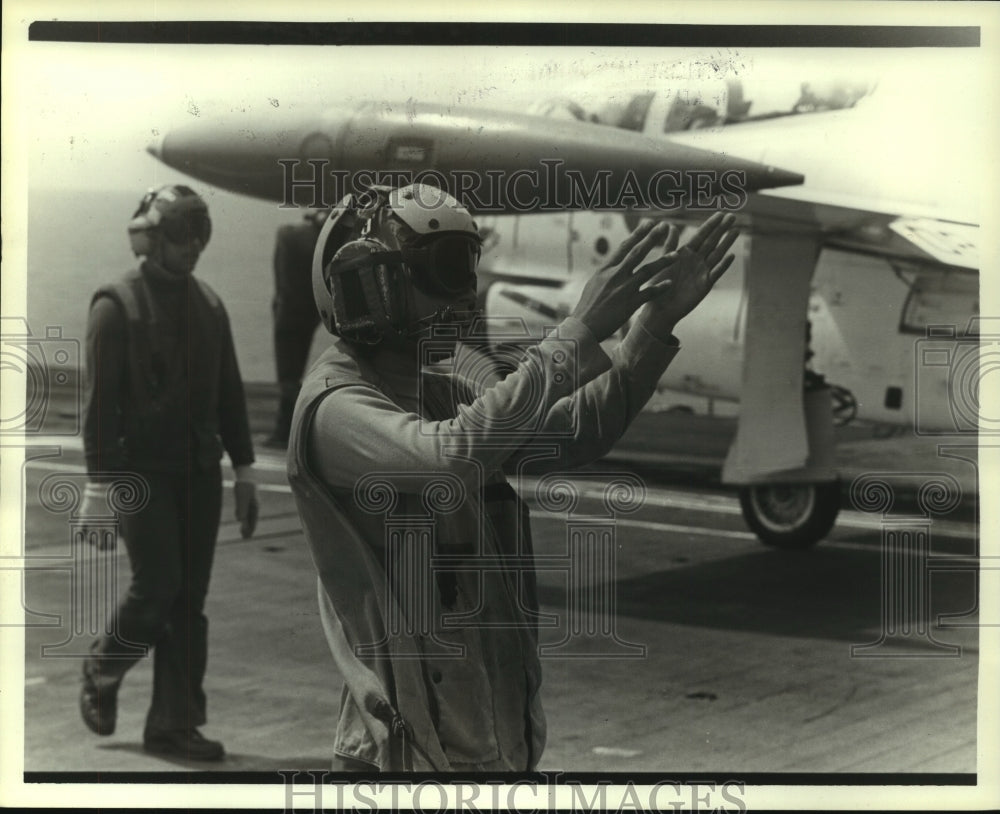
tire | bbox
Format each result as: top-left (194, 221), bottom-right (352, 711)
top-left (738, 481), bottom-right (841, 549)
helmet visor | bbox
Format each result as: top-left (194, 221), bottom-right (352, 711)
top-left (160, 211), bottom-right (212, 246)
top-left (402, 234), bottom-right (480, 297)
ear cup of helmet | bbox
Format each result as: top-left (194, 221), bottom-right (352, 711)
top-left (313, 196), bottom-right (364, 336)
top-left (128, 221), bottom-right (155, 256)
top-left (323, 237), bottom-right (410, 343)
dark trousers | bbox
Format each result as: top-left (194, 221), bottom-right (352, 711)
top-left (271, 276), bottom-right (320, 439)
top-left (272, 236), bottom-right (321, 387)
top-left (87, 466), bottom-right (222, 734)
top-left (273, 312), bottom-right (318, 387)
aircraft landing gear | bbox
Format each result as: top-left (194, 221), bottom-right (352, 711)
top-left (738, 481), bottom-right (841, 549)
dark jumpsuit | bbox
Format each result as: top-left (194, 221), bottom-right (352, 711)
top-left (82, 262), bottom-right (254, 735)
top-left (269, 220), bottom-right (323, 441)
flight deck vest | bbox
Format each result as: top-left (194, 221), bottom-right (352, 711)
top-left (286, 340), bottom-right (546, 771)
top-left (94, 268), bottom-right (227, 471)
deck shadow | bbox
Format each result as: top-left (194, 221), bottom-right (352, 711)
top-left (535, 544), bottom-right (979, 646)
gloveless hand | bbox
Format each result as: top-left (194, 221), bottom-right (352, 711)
top-left (570, 220), bottom-right (681, 342)
top-left (632, 212), bottom-right (739, 340)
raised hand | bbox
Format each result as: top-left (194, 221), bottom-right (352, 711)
top-left (632, 212), bottom-right (739, 340)
top-left (570, 220), bottom-right (681, 342)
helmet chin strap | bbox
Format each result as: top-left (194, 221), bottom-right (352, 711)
top-left (402, 305), bottom-right (481, 338)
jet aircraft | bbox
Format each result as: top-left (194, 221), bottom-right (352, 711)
top-left (145, 64), bottom-right (981, 549)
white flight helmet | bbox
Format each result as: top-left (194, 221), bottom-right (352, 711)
top-left (313, 184), bottom-right (481, 343)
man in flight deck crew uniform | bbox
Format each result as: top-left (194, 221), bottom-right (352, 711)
top-left (264, 209), bottom-right (326, 448)
top-left (79, 184), bottom-right (260, 761)
top-left (286, 183), bottom-right (738, 771)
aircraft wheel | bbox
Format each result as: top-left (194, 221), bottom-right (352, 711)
top-left (738, 481), bottom-right (841, 549)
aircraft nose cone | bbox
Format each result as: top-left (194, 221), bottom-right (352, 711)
top-left (144, 111), bottom-right (349, 202)
top-left (765, 165), bottom-right (805, 189)
top-left (146, 133), bottom-right (164, 161)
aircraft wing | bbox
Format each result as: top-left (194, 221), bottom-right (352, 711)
top-left (661, 102), bottom-right (982, 482)
top-left (665, 104), bottom-right (980, 272)
top-left (725, 189), bottom-right (979, 272)
top-left (885, 218), bottom-right (978, 270)
top-left (147, 100), bottom-right (803, 212)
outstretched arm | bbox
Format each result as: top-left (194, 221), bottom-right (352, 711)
top-left (505, 213), bottom-right (740, 472)
top-left (305, 223), bottom-right (682, 491)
